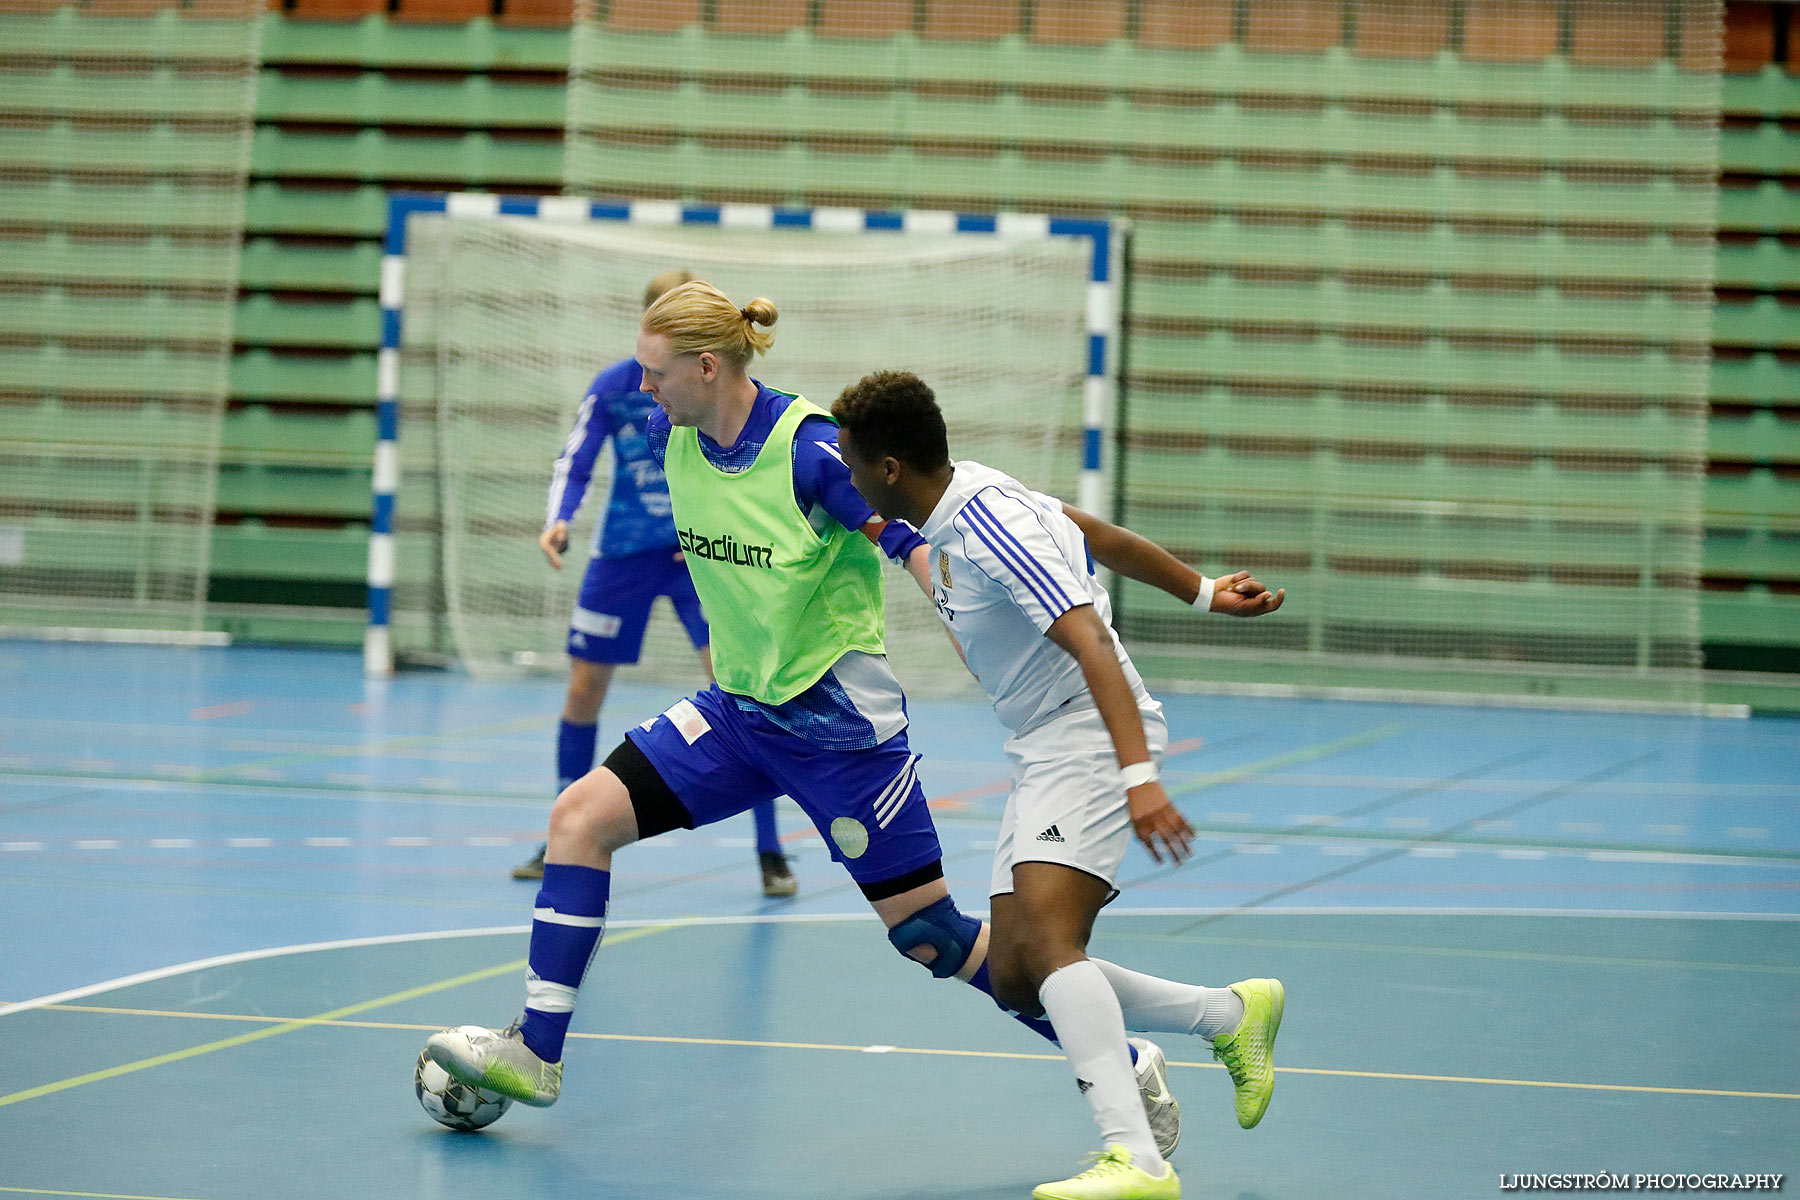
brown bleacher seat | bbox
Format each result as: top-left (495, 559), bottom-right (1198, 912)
top-left (393, 0), bottom-right (490, 22)
top-left (712, 0), bottom-right (806, 33)
top-left (1352, 0), bottom-right (1450, 60)
top-left (1244, 0), bottom-right (1341, 52)
top-left (492, 0), bottom-right (567, 23)
top-left (286, 0), bottom-right (386, 19)
top-left (1674, 0), bottom-right (1722, 71)
top-left (179, 0), bottom-right (276, 15)
top-left (1136, 0), bottom-right (1233, 49)
top-left (1721, 0), bottom-right (1775, 72)
top-left (922, 0), bottom-right (1018, 40)
top-left (815, 0), bottom-right (912, 39)
top-left (1568, 0), bottom-right (1662, 68)
top-left (1461, 0), bottom-right (1559, 63)
top-left (604, 0), bottom-right (698, 30)
top-left (495, 0), bottom-right (568, 24)
top-left (1030, 0), bottom-right (1126, 46)
top-left (80, 0), bottom-right (178, 12)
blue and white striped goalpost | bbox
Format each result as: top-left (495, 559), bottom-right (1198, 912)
top-left (366, 191), bottom-right (1122, 677)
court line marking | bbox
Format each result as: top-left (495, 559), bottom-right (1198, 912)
top-left (0, 958), bottom-right (528, 1110)
top-left (0, 1188), bottom-right (209, 1200)
top-left (0, 920), bottom-right (691, 1110)
top-left (1102, 930), bottom-right (1800, 974)
top-left (27, 1003), bottom-right (1800, 1104)
top-left (0, 925), bottom-right (533, 1021)
top-left (8, 905), bottom-right (1798, 1026)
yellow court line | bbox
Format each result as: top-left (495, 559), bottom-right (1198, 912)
top-left (1106, 930), bottom-right (1800, 976)
top-left (1263, 1064), bottom-right (1798, 1101)
top-left (0, 1188), bottom-right (209, 1200)
top-left (36, 1002), bottom-right (1799, 1104)
top-left (0, 920), bottom-right (686, 1110)
top-left (1168, 723), bottom-right (1408, 797)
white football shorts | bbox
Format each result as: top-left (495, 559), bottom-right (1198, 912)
top-left (989, 692), bottom-right (1169, 898)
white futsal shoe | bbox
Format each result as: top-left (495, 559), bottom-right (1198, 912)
top-left (1130, 1037), bottom-right (1181, 1157)
top-left (425, 1023), bottom-right (562, 1107)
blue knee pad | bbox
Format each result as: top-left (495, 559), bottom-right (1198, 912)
top-left (886, 895), bottom-right (981, 980)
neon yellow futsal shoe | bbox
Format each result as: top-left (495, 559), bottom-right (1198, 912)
top-left (1211, 977), bottom-right (1284, 1129)
top-left (425, 1023), bottom-right (562, 1107)
top-left (1032, 1145), bottom-right (1180, 1200)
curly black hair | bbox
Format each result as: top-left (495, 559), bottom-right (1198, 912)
top-left (831, 369), bottom-right (951, 473)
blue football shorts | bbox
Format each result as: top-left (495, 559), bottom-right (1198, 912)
top-left (625, 684), bottom-right (943, 887)
top-left (568, 546), bottom-right (709, 665)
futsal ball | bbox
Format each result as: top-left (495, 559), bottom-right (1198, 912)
top-left (414, 1045), bottom-right (512, 1131)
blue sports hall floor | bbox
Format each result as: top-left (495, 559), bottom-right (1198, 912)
top-left (1, 642), bottom-right (1795, 1200)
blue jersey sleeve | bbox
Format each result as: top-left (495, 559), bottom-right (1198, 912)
top-left (548, 379), bottom-right (618, 527)
top-left (792, 416), bottom-right (924, 563)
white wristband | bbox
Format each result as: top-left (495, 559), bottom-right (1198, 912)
top-left (1120, 761), bottom-right (1159, 789)
top-left (1192, 576), bottom-right (1216, 613)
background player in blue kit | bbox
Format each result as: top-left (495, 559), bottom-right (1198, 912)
top-left (512, 269), bottom-right (796, 900)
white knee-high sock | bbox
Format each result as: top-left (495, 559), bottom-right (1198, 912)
top-left (1037, 960), bottom-right (1165, 1174)
top-left (1089, 957), bottom-right (1244, 1040)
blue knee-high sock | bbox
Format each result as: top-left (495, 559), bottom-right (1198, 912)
top-left (557, 720), bottom-right (598, 792)
top-left (751, 799), bottom-right (781, 855)
top-left (968, 959), bottom-right (1062, 1045)
top-left (519, 862), bottom-right (609, 1063)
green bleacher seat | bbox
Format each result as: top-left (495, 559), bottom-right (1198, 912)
top-left (1704, 467), bottom-right (1800, 520)
top-left (256, 69), bottom-right (565, 128)
top-left (1721, 66), bottom-right (1800, 119)
top-left (1719, 120), bottom-right (1800, 175)
top-left (233, 294), bottom-right (381, 349)
top-left (250, 126), bottom-right (563, 186)
top-left (229, 349), bottom-right (377, 405)
top-left (0, 231), bottom-right (239, 287)
top-left (1701, 590), bottom-right (1800, 649)
top-left (215, 465), bottom-right (372, 517)
top-left (1132, 275), bottom-right (1713, 343)
top-left (221, 404), bottom-right (377, 464)
top-left (1716, 180), bottom-right (1800, 234)
top-left (208, 521), bottom-right (370, 581)
top-left (1714, 236), bottom-right (1800, 289)
top-left (1136, 218), bottom-right (1716, 285)
top-left (1708, 408), bottom-right (1800, 464)
top-left (1703, 524), bottom-right (1800, 580)
top-left (237, 238), bottom-right (383, 293)
top-left (0, 288), bottom-right (232, 342)
top-left (1128, 329), bottom-right (1703, 398)
top-left (3, 62), bottom-right (255, 120)
top-left (1709, 352), bottom-right (1800, 405)
top-left (1712, 295), bottom-right (1800, 350)
top-left (0, 180), bottom-right (251, 231)
top-left (243, 182), bottom-right (390, 237)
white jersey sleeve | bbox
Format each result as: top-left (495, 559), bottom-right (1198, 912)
top-left (951, 485), bottom-right (1091, 633)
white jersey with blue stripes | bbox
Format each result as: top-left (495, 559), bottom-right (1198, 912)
top-left (918, 460), bottom-right (1149, 736)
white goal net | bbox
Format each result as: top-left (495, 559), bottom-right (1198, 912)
top-left (392, 212), bottom-right (1096, 694)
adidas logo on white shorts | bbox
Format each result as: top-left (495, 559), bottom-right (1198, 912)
top-left (1036, 824), bottom-right (1064, 843)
